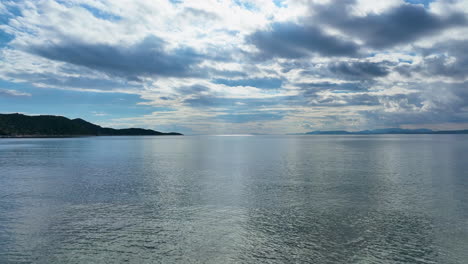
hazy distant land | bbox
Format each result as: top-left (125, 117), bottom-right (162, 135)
top-left (304, 128), bottom-right (468, 135)
top-left (0, 113), bottom-right (182, 137)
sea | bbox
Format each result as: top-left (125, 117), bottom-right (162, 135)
top-left (0, 135), bottom-right (467, 263)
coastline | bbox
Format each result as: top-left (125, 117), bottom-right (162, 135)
top-left (0, 134), bottom-right (182, 138)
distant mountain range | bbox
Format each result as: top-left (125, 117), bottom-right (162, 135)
top-left (0, 113), bottom-right (182, 137)
top-left (305, 128), bottom-right (468, 135)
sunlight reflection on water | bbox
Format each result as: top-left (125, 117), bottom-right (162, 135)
top-left (0, 135), bottom-right (467, 263)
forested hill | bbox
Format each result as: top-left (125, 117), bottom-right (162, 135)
top-left (0, 113), bottom-right (182, 137)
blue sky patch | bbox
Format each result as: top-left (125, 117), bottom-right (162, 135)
top-left (213, 78), bottom-right (283, 89)
top-left (0, 80), bottom-right (155, 125)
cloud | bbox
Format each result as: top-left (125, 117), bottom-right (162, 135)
top-left (182, 7), bottom-right (220, 21)
top-left (308, 92), bottom-right (380, 107)
top-left (1, 0), bottom-right (468, 133)
top-left (397, 40), bottom-right (468, 79)
top-left (183, 96), bottom-right (234, 108)
top-left (314, 1), bottom-right (467, 48)
top-left (183, 94), bottom-right (301, 108)
top-left (176, 84), bottom-right (210, 95)
top-left (296, 82), bottom-right (371, 97)
top-left (360, 81), bottom-right (468, 127)
top-left (23, 35), bottom-right (205, 79)
top-left (0, 88), bottom-right (31, 97)
top-left (216, 112), bottom-right (285, 123)
top-left (4, 71), bottom-right (140, 91)
top-left (327, 61), bottom-right (391, 79)
top-left (247, 22), bottom-right (360, 59)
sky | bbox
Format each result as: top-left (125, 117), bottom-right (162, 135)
top-left (1, 0), bottom-right (468, 134)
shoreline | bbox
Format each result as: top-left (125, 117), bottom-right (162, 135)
top-left (0, 134), bottom-right (182, 138)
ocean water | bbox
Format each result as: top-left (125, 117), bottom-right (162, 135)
top-left (0, 135), bottom-right (467, 263)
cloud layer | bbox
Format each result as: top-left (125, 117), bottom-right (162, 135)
top-left (1, 0), bottom-right (468, 134)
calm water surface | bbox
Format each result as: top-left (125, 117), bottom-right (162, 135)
top-left (0, 135), bottom-right (467, 263)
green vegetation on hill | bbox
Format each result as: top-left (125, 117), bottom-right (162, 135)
top-left (0, 113), bottom-right (182, 137)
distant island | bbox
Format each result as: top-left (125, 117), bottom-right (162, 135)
top-left (304, 128), bottom-right (468, 135)
top-left (0, 113), bottom-right (182, 137)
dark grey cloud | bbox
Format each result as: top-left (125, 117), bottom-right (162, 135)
top-left (285, 60), bottom-right (391, 82)
top-left (247, 22), bottom-right (360, 59)
top-left (215, 112), bottom-right (285, 123)
top-left (398, 40), bottom-right (468, 79)
top-left (176, 84), bottom-right (210, 95)
top-left (24, 36), bottom-right (205, 79)
top-left (298, 82), bottom-right (420, 109)
top-left (183, 96), bottom-right (235, 108)
top-left (181, 81), bottom-right (383, 110)
top-left (183, 95), bottom-right (302, 108)
top-left (327, 61), bottom-right (391, 79)
top-left (296, 81), bottom-right (371, 98)
top-left (279, 60), bottom-right (313, 73)
top-left (314, 1), bottom-right (467, 49)
top-left (5, 72), bottom-right (140, 90)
